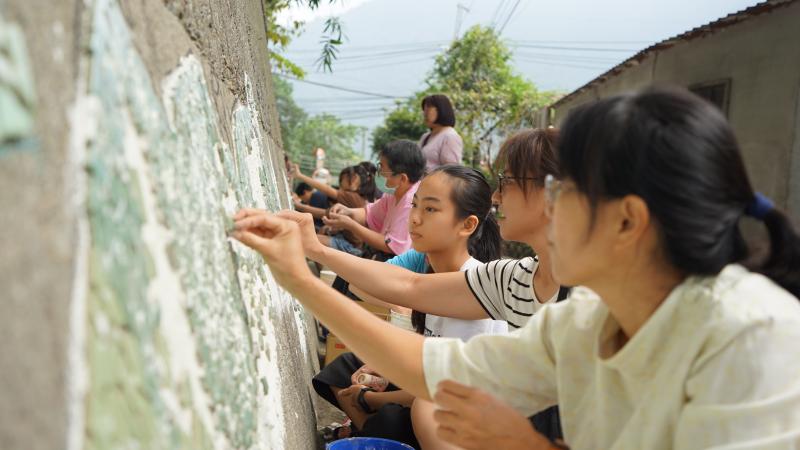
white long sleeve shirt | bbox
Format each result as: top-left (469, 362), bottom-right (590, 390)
top-left (423, 265), bottom-right (800, 449)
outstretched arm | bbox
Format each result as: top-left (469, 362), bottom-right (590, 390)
top-left (231, 209), bottom-right (431, 400)
top-left (293, 164), bottom-right (339, 199)
top-left (323, 212), bottom-right (393, 254)
top-left (278, 209), bottom-right (489, 320)
top-left (293, 201), bottom-right (327, 219)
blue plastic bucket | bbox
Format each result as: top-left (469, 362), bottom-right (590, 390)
top-left (326, 437), bottom-right (415, 450)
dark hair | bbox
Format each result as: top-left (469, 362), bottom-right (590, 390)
top-left (559, 85), bottom-right (800, 298)
top-left (358, 161), bottom-right (380, 201)
top-left (494, 128), bottom-right (560, 196)
top-left (421, 94), bottom-right (456, 127)
top-left (294, 182), bottom-right (312, 196)
top-left (380, 139), bottom-right (426, 183)
top-left (410, 165), bottom-right (502, 334)
top-left (359, 161), bottom-right (377, 177)
top-left (339, 164), bottom-right (378, 202)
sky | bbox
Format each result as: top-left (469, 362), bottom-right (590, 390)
top-left (276, 0), bottom-right (763, 157)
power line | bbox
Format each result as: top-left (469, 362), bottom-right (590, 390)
top-left (510, 43), bottom-right (638, 52)
top-left (286, 41), bottom-right (447, 54)
top-left (497, 0), bottom-right (523, 34)
top-left (491, 0), bottom-right (510, 27)
top-left (310, 55), bottom-right (437, 73)
top-left (276, 74), bottom-right (405, 99)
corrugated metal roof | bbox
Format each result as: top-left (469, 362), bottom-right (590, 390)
top-left (549, 0), bottom-right (798, 108)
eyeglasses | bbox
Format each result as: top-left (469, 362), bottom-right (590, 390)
top-left (376, 162), bottom-right (396, 178)
top-left (496, 173), bottom-right (543, 194)
top-left (544, 174), bottom-right (564, 217)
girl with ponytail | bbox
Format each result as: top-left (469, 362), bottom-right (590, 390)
top-left (310, 165), bottom-right (506, 447)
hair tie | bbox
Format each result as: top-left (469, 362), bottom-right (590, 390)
top-left (745, 192), bottom-right (774, 220)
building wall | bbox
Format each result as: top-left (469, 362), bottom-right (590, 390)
top-left (550, 1), bottom-right (800, 215)
top-left (0, 0), bottom-right (321, 449)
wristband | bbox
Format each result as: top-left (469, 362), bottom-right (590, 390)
top-left (356, 386), bottom-right (375, 414)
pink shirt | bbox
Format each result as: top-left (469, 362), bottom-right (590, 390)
top-left (365, 181), bottom-right (420, 255)
top-left (419, 127), bottom-right (463, 170)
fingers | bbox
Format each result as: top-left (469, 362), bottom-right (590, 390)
top-left (233, 208), bottom-right (267, 220)
top-left (233, 215), bottom-right (280, 235)
top-left (276, 209), bottom-right (310, 223)
top-left (230, 230), bottom-right (269, 254)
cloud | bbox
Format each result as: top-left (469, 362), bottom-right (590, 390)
top-left (276, 0), bottom-right (374, 27)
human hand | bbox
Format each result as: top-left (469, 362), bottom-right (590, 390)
top-left (328, 203), bottom-right (352, 217)
top-left (336, 384), bottom-right (369, 413)
top-left (433, 380), bottom-right (560, 450)
top-left (274, 209), bottom-right (326, 258)
top-left (231, 209), bottom-right (314, 288)
top-left (351, 365), bottom-right (381, 385)
top-left (322, 212), bottom-right (354, 231)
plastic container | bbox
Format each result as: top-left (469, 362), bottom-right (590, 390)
top-left (326, 437), bottom-right (415, 450)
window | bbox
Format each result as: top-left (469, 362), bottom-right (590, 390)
top-left (690, 79), bottom-right (731, 116)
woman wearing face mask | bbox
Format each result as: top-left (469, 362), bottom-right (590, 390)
top-left (313, 166), bottom-right (507, 447)
top-left (324, 140), bottom-right (426, 260)
top-left (233, 86), bottom-right (800, 449)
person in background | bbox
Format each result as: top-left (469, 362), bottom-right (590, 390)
top-left (290, 128), bottom-right (568, 446)
top-left (293, 164), bottom-right (372, 256)
top-left (233, 86), bottom-right (800, 449)
top-left (312, 165), bottom-right (506, 448)
top-left (293, 181), bottom-right (328, 229)
top-left (358, 161), bottom-right (381, 201)
top-left (419, 94), bottom-right (463, 170)
top-left (324, 140), bottom-right (425, 260)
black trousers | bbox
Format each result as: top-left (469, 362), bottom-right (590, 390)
top-left (313, 352), bottom-right (420, 449)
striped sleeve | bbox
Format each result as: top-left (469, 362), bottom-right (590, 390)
top-left (465, 259), bottom-right (518, 321)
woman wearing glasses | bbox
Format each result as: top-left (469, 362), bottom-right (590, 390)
top-left (232, 87), bottom-right (800, 449)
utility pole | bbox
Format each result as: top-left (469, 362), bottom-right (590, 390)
top-left (453, 3), bottom-right (470, 40)
top-left (361, 127), bottom-right (367, 158)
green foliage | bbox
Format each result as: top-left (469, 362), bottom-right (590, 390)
top-left (264, 0), bottom-right (344, 77)
top-left (372, 25), bottom-right (559, 168)
top-left (273, 58), bottom-right (362, 174)
top-left (370, 101), bottom-right (428, 154)
top-left (273, 77), bottom-right (307, 156)
top-left (287, 113), bottom-right (361, 165)
top-left (316, 17), bottom-right (344, 73)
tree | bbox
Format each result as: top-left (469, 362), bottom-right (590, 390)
top-left (370, 101), bottom-right (428, 154)
top-left (273, 77), bottom-right (307, 157)
top-left (425, 26), bottom-right (558, 168)
top-left (264, 0), bottom-right (344, 76)
top-left (285, 113), bottom-right (362, 173)
top-left (273, 63), bottom-right (362, 176)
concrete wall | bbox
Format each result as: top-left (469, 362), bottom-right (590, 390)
top-left (0, 0), bottom-right (321, 449)
top-left (550, 1), bottom-right (800, 216)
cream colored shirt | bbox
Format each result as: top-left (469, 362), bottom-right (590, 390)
top-left (423, 265), bottom-right (800, 449)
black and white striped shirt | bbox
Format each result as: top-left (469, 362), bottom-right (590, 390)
top-left (464, 257), bottom-right (557, 329)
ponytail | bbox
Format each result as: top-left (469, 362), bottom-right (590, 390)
top-left (468, 213), bottom-right (502, 262)
top-left (410, 165), bottom-right (503, 335)
top-left (558, 86), bottom-right (800, 300)
top-left (752, 208), bottom-right (800, 298)
top-left (357, 161), bottom-right (379, 202)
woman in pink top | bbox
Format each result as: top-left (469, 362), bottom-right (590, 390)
top-left (419, 94), bottom-right (463, 170)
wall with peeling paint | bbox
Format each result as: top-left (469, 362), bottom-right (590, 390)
top-left (0, 0), bottom-right (321, 449)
